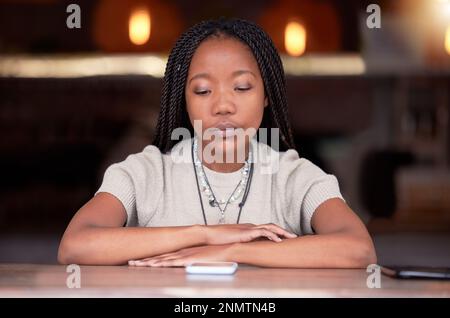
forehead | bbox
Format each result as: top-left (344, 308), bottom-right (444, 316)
top-left (188, 37), bottom-right (260, 76)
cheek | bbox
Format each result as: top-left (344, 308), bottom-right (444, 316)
top-left (185, 94), bottom-right (204, 120)
top-left (244, 108), bottom-right (264, 130)
top-left (185, 95), bottom-right (213, 134)
top-left (239, 94), bottom-right (265, 126)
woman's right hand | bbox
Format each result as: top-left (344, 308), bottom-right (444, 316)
top-left (202, 223), bottom-right (298, 245)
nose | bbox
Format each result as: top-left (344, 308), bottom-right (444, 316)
top-left (211, 91), bottom-right (236, 116)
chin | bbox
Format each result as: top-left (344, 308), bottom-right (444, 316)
top-left (217, 138), bottom-right (248, 162)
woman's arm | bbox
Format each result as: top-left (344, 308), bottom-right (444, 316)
top-left (131, 198), bottom-right (377, 268)
top-left (57, 193), bottom-right (207, 265)
top-left (58, 193), bottom-right (295, 265)
top-left (231, 198), bottom-right (377, 268)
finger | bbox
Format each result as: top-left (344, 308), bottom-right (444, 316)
top-left (256, 224), bottom-right (297, 238)
top-left (260, 223), bottom-right (297, 237)
top-left (152, 255), bottom-right (182, 264)
top-left (131, 259), bottom-right (154, 267)
top-left (255, 229), bottom-right (282, 242)
top-left (130, 254), bottom-right (172, 266)
top-left (147, 252), bottom-right (180, 263)
top-left (129, 250), bottom-right (182, 266)
top-left (152, 258), bottom-right (186, 267)
top-left (128, 257), bottom-right (155, 266)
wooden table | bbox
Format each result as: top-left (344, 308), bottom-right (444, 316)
top-left (0, 264), bottom-right (449, 297)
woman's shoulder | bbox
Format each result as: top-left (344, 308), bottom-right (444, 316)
top-left (254, 141), bottom-right (322, 178)
top-left (278, 148), bottom-right (323, 176)
top-left (114, 144), bottom-right (164, 172)
top-left (95, 143), bottom-right (169, 224)
top-left (111, 138), bottom-right (192, 172)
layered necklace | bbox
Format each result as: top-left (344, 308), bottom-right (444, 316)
top-left (192, 137), bottom-right (254, 225)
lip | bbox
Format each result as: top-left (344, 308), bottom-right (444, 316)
top-left (213, 121), bottom-right (239, 130)
top-left (209, 121), bottom-right (240, 138)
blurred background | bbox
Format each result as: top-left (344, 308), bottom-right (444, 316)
top-left (0, 0), bottom-right (449, 267)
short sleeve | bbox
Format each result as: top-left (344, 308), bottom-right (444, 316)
top-left (95, 162), bottom-right (137, 226)
top-left (94, 145), bottom-right (164, 227)
top-left (276, 149), bottom-right (345, 235)
top-left (300, 172), bottom-right (344, 234)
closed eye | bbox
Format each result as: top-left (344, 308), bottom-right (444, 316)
top-left (235, 87), bottom-right (251, 92)
top-left (194, 90), bottom-right (210, 95)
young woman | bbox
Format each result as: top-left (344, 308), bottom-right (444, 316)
top-left (58, 18), bottom-right (377, 268)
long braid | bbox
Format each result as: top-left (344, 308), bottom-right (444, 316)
top-left (152, 18), bottom-right (296, 153)
top-left (237, 24), bottom-right (294, 149)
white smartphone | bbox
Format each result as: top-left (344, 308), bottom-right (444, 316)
top-left (185, 262), bottom-right (238, 275)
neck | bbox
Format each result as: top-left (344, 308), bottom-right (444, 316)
top-left (197, 138), bottom-right (250, 173)
top-left (203, 161), bottom-right (245, 173)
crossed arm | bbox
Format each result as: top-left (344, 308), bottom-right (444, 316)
top-left (58, 193), bottom-right (377, 268)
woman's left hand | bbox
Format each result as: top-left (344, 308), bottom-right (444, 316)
top-left (128, 244), bottom-right (234, 267)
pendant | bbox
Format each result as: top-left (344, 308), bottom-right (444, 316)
top-left (193, 136), bottom-right (253, 226)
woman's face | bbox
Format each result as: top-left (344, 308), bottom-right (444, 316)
top-left (185, 36), bottom-right (268, 161)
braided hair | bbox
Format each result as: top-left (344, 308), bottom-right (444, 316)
top-left (152, 17), bottom-right (296, 153)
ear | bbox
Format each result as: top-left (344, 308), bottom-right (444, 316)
top-left (264, 96), bottom-right (268, 108)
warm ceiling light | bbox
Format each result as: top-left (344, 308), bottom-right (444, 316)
top-left (445, 25), bottom-right (450, 55)
top-left (284, 21), bottom-right (306, 56)
top-left (129, 7), bottom-right (151, 46)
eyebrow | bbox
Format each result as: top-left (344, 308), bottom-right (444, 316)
top-left (188, 70), bottom-right (256, 84)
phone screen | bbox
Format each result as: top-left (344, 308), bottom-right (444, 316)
top-left (185, 262), bottom-right (238, 275)
top-left (190, 262), bottom-right (235, 267)
top-left (382, 266), bottom-right (450, 279)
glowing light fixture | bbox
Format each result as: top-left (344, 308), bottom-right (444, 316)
top-left (446, 25), bottom-right (450, 55)
top-left (284, 21), bottom-right (306, 56)
top-left (129, 7), bottom-right (151, 45)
